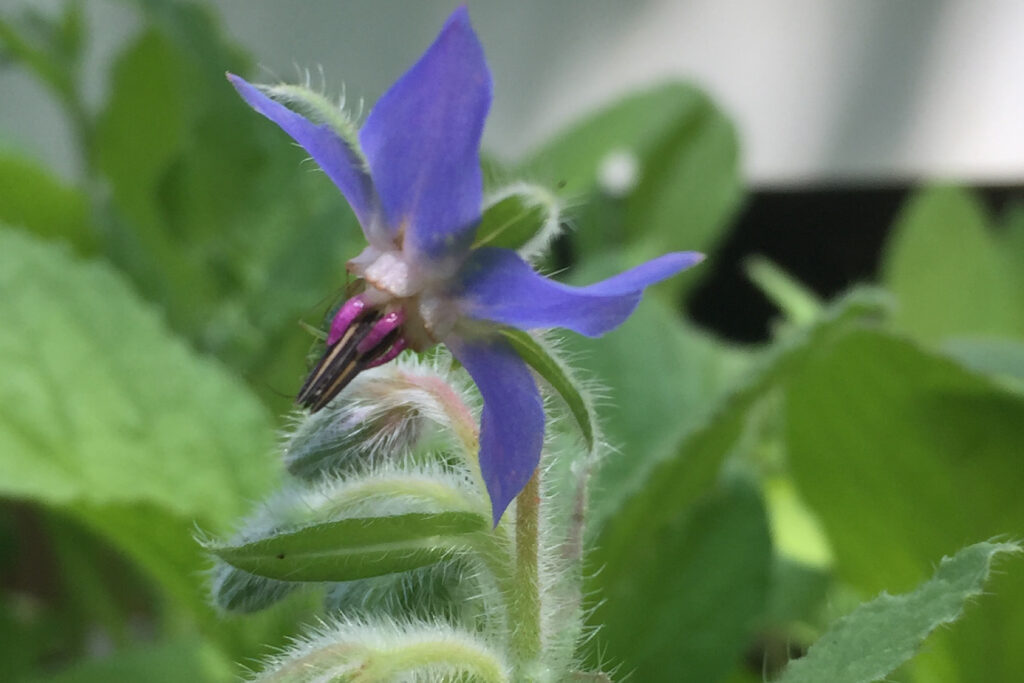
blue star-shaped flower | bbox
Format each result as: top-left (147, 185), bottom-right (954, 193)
top-left (228, 7), bottom-right (703, 523)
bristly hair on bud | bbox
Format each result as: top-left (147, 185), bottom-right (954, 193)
top-left (248, 617), bottom-right (511, 682)
top-left (283, 353), bottom-right (479, 481)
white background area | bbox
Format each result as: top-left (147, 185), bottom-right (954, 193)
top-left (2, 0), bottom-right (1022, 187)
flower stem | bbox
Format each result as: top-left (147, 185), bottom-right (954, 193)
top-left (512, 468), bottom-right (542, 673)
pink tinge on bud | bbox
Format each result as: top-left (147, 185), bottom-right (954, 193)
top-left (367, 336), bottom-right (408, 368)
top-left (327, 295), bottom-right (368, 346)
top-left (357, 309), bottom-right (406, 354)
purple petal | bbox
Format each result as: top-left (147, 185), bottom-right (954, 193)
top-left (446, 334), bottom-right (544, 525)
top-left (455, 248), bottom-right (704, 337)
top-left (359, 7), bottom-right (491, 265)
top-left (227, 73), bottom-right (382, 245)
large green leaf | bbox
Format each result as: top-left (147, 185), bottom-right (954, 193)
top-left (1001, 202), bottom-right (1024, 289)
top-left (778, 542), bottom-right (1020, 683)
top-left (580, 303), bottom-right (748, 529)
top-left (558, 255), bottom-right (752, 530)
top-left (785, 329), bottom-right (1024, 682)
top-left (0, 228), bottom-right (275, 527)
top-left (521, 82), bottom-right (741, 265)
top-left (91, 7), bottom-right (365, 417)
top-left (941, 337), bottom-right (1024, 390)
top-left (209, 512), bottom-right (488, 582)
top-left (0, 2), bottom-right (82, 102)
top-left (587, 287), bottom-right (886, 538)
top-left (591, 476), bottom-right (771, 682)
top-left (0, 153), bottom-right (94, 254)
top-left (0, 227), bottom-right (311, 663)
top-left (882, 186), bottom-right (1024, 340)
top-left (27, 637), bottom-right (234, 683)
top-left (587, 291), bottom-right (886, 681)
top-left (94, 28), bottom-right (196, 320)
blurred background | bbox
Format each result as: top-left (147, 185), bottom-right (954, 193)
top-left (1, 1), bottom-right (1022, 681)
top-left (6, 0), bottom-right (1024, 182)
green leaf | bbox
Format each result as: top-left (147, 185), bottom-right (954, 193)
top-left (582, 269), bottom-right (884, 533)
top-left (778, 542), bottom-right (1021, 683)
top-left (0, 152), bottom-right (95, 254)
top-left (522, 82), bottom-right (741, 269)
top-left (93, 28), bottom-right (203, 329)
top-left (0, 7), bottom-right (78, 100)
top-left (1000, 201), bottom-right (1024, 290)
top-left (89, 8), bottom-right (366, 415)
top-left (500, 328), bottom-right (595, 451)
top-left (882, 186), bottom-right (1024, 340)
top-left (745, 256), bottom-right (823, 328)
top-left (785, 329), bottom-right (1024, 682)
top-left (209, 512), bottom-right (488, 582)
top-left (27, 636), bottom-right (234, 683)
top-left (941, 337), bottom-right (1024, 390)
top-left (586, 291), bottom-right (887, 680)
top-left (473, 184), bottom-right (561, 256)
top-left (558, 254), bottom-right (753, 530)
top-left (591, 476), bottom-right (772, 682)
top-left (73, 504), bottom-right (222, 628)
top-left (0, 228), bottom-right (275, 527)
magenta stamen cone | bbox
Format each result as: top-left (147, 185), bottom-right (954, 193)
top-left (327, 295), bottom-right (368, 345)
top-left (367, 337), bottom-right (408, 368)
top-left (357, 310), bottom-right (405, 353)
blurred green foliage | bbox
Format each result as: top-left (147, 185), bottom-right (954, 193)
top-left (0, 1), bottom-right (1021, 681)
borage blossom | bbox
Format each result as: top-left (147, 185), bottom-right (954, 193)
top-left (228, 7), bottom-right (702, 523)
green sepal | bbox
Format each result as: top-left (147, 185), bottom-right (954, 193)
top-left (500, 328), bottom-right (596, 451)
top-left (208, 512), bottom-right (488, 582)
top-left (209, 559), bottom-right (297, 614)
top-left (473, 184), bottom-right (560, 254)
top-left (258, 82), bottom-right (365, 168)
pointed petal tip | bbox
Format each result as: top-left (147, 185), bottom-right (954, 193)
top-left (445, 334), bottom-right (543, 528)
top-left (490, 499), bottom-right (509, 528)
top-left (445, 5), bottom-right (473, 29)
top-left (667, 250), bottom-right (706, 270)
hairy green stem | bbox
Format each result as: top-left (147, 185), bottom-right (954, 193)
top-left (512, 469), bottom-right (542, 674)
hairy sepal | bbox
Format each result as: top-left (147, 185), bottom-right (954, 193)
top-left (257, 81), bottom-right (365, 168)
top-left (208, 511), bottom-right (488, 582)
top-left (473, 183), bottom-right (562, 262)
top-left (501, 328), bottom-right (597, 452)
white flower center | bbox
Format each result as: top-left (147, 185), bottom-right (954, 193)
top-left (347, 247), bottom-right (457, 348)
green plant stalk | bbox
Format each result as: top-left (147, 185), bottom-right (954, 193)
top-left (512, 469), bottom-right (542, 673)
